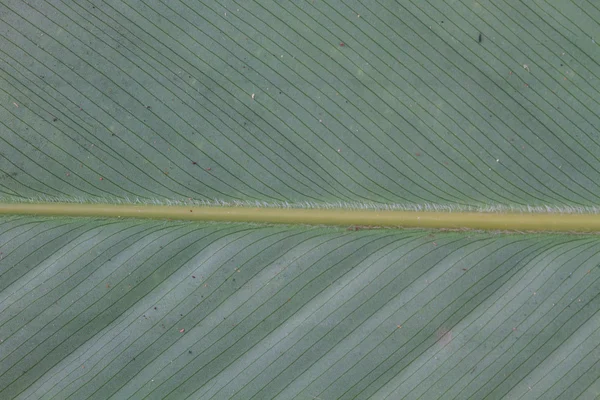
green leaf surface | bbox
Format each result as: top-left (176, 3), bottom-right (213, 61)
top-left (2, 0), bottom-right (600, 208)
top-left (2, 0), bottom-right (600, 399)
top-left (1, 217), bottom-right (599, 400)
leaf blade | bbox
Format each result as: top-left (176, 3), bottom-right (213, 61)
top-left (0, 217), bottom-right (598, 399)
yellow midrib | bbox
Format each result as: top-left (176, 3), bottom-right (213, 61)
top-left (0, 203), bottom-right (598, 232)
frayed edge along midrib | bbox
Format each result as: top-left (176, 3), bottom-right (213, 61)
top-left (2, 195), bottom-right (600, 215)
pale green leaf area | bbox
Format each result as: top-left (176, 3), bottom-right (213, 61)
top-left (1, 0), bottom-right (600, 208)
top-left (0, 217), bottom-right (598, 400)
top-left (2, 0), bottom-right (600, 399)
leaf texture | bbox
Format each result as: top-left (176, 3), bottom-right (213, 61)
top-left (2, 0), bottom-right (600, 207)
top-left (3, 0), bottom-right (600, 399)
top-left (0, 217), bottom-right (598, 399)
